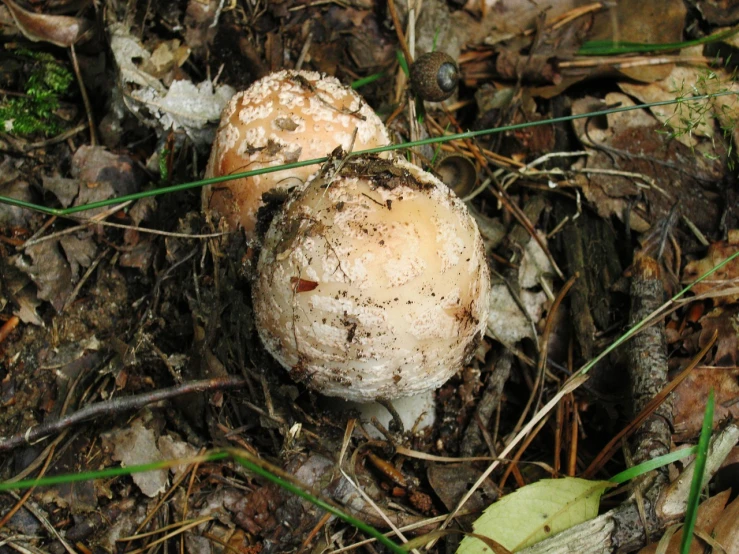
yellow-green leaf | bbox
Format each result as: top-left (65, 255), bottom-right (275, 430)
top-left (457, 477), bottom-right (611, 553)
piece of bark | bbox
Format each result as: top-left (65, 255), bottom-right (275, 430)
top-left (557, 202), bottom-right (623, 359)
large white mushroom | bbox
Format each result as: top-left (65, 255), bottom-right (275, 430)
top-left (252, 156), bottom-right (491, 402)
top-left (203, 70), bottom-right (391, 236)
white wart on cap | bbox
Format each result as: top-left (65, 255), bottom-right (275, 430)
top-left (252, 156), bottom-right (491, 402)
top-left (203, 70), bottom-right (391, 236)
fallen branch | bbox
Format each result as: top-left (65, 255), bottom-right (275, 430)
top-left (0, 376), bottom-right (247, 453)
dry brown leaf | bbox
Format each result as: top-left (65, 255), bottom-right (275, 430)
top-left (571, 93), bottom-right (722, 234)
top-left (713, 492), bottom-right (739, 554)
top-left (673, 367), bottom-right (739, 440)
top-left (587, 0), bottom-right (686, 82)
top-left (2, 0), bottom-right (91, 48)
top-left (13, 241), bottom-right (73, 312)
top-left (638, 489), bottom-right (731, 553)
top-left (683, 231), bottom-right (739, 305)
top-left (698, 307), bottom-right (739, 367)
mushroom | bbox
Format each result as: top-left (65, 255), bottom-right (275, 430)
top-left (203, 70), bottom-right (392, 236)
top-left (252, 155), bottom-right (490, 402)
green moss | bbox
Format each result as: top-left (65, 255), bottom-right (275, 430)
top-left (0, 49), bottom-right (73, 137)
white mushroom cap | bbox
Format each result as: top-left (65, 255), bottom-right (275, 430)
top-left (203, 70), bottom-right (391, 236)
top-left (252, 156), bottom-right (491, 402)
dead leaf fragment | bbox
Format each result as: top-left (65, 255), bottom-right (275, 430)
top-left (639, 489), bottom-right (731, 553)
top-left (2, 0), bottom-right (92, 48)
top-left (683, 232), bottom-right (739, 305)
top-left (571, 93), bottom-right (722, 234)
top-left (713, 492), bottom-right (739, 553)
top-left (13, 241), bottom-right (73, 312)
top-left (104, 419), bottom-right (167, 497)
top-left (673, 367), bottom-right (739, 440)
top-left (587, 0), bottom-right (686, 82)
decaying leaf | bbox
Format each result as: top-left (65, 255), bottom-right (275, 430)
top-left (487, 233), bottom-right (553, 344)
top-left (103, 418), bottom-right (166, 498)
top-left (712, 492), bottom-right (739, 553)
top-left (2, 0), bottom-right (92, 48)
top-left (638, 489), bottom-right (731, 553)
top-left (673, 367), bottom-right (739, 440)
top-left (13, 241), bottom-right (73, 312)
top-left (109, 23), bottom-right (234, 145)
top-left (457, 477), bottom-right (611, 553)
top-left (683, 231), bottom-right (739, 305)
top-left (571, 92), bottom-right (722, 234)
top-left (129, 79), bottom-right (235, 144)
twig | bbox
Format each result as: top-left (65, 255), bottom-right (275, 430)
top-left (0, 377), bottom-right (247, 453)
top-left (387, 0), bottom-right (413, 65)
top-left (69, 45), bottom-right (97, 146)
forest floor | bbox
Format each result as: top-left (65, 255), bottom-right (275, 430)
top-left (1, 0), bottom-right (739, 553)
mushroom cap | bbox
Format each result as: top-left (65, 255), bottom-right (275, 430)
top-left (252, 156), bottom-right (491, 402)
top-left (203, 70), bottom-right (391, 236)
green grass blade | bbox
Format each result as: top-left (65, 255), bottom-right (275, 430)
top-left (609, 446), bottom-right (697, 485)
top-left (680, 390), bottom-right (715, 554)
top-left (579, 27), bottom-right (739, 56)
top-left (1, 91), bottom-right (736, 217)
top-left (0, 451), bottom-right (229, 491)
top-left (351, 72), bottom-right (385, 89)
top-left (229, 452), bottom-right (407, 553)
top-left (397, 49), bottom-right (410, 77)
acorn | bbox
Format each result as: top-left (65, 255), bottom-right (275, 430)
top-left (410, 51), bottom-right (459, 102)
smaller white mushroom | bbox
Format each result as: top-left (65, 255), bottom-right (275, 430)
top-left (252, 156), bottom-right (491, 402)
top-left (202, 70), bottom-right (391, 236)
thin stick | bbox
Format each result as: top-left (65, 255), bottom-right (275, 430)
top-left (0, 377), bottom-right (247, 453)
top-left (69, 45), bottom-right (97, 146)
top-left (387, 0), bottom-right (413, 65)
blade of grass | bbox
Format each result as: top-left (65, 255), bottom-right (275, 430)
top-left (0, 451), bottom-right (229, 491)
top-left (680, 390), bottom-right (714, 554)
top-left (609, 446), bottom-right (697, 485)
top-left (228, 451), bottom-right (407, 553)
top-left (351, 72), bottom-right (385, 89)
top-left (579, 26), bottom-right (739, 56)
top-left (1, 91), bottom-right (737, 217)
top-left (0, 448), bottom-right (406, 553)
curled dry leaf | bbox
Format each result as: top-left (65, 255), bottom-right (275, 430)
top-left (683, 231), bottom-right (739, 305)
top-left (2, 0), bottom-right (92, 48)
top-left (673, 367), bottom-right (739, 440)
top-left (571, 92), bottom-right (722, 234)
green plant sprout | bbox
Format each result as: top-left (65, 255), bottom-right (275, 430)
top-left (0, 49), bottom-right (73, 137)
top-left (0, 91), bottom-right (736, 217)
